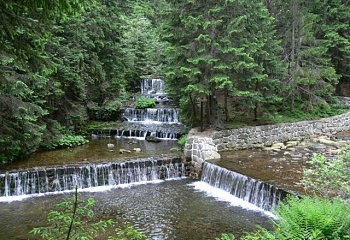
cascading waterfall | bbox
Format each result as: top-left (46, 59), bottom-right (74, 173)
top-left (114, 78), bottom-right (185, 140)
top-left (200, 162), bottom-right (289, 211)
top-left (0, 158), bottom-right (186, 198)
top-left (123, 108), bottom-right (179, 123)
top-left (141, 78), bottom-right (165, 95)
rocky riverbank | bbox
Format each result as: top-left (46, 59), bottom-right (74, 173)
top-left (262, 133), bottom-right (349, 161)
top-left (185, 111), bottom-right (350, 178)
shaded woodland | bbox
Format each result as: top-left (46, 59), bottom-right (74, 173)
top-left (1, 0), bottom-right (350, 163)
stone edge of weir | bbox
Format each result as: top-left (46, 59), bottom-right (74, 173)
top-left (185, 106), bottom-right (350, 179)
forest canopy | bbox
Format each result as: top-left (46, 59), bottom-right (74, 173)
top-left (1, 0), bottom-right (350, 163)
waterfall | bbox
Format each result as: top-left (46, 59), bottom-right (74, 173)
top-left (123, 108), bottom-right (179, 123)
top-left (141, 78), bottom-right (166, 95)
top-left (0, 159), bottom-right (186, 198)
top-left (200, 162), bottom-right (288, 211)
top-left (114, 78), bottom-right (185, 140)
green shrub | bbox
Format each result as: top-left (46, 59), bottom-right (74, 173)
top-left (177, 135), bottom-right (188, 148)
top-left (55, 134), bottom-right (89, 148)
top-left (30, 187), bottom-right (149, 240)
top-left (30, 188), bottom-right (114, 240)
top-left (215, 233), bottom-right (236, 240)
top-left (241, 196), bottom-right (350, 240)
top-left (297, 151), bottom-right (350, 199)
top-left (135, 97), bottom-right (156, 109)
top-left (43, 134), bottom-right (89, 149)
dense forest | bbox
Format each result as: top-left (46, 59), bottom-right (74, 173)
top-left (1, 0), bottom-right (350, 163)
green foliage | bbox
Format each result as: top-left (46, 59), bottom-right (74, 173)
top-left (109, 222), bottom-right (149, 240)
top-left (177, 135), bottom-right (188, 148)
top-left (30, 187), bottom-right (114, 240)
top-left (215, 233), bottom-right (236, 240)
top-left (51, 135), bottom-right (89, 149)
top-left (163, 0), bottom-right (284, 125)
top-left (297, 151), bottom-right (350, 199)
top-left (30, 187), bottom-right (149, 240)
top-left (135, 97), bottom-right (156, 109)
top-left (87, 100), bottom-right (123, 121)
top-left (240, 196), bottom-right (350, 240)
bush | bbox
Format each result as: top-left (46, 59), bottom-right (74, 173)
top-left (177, 135), bottom-right (188, 148)
top-left (30, 187), bottom-right (149, 240)
top-left (297, 151), bottom-right (350, 199)
top-left (30, 188), bottom-right (114, 240)
top-left (240, 196), bottom-right (350, 240)
top-left (135, 97), bottom-right (156, 109)
top-left (43, 134), bottom-right (89, 149)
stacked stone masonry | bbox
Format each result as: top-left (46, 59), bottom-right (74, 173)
top-left (185, 110), bottom-right (350, 176)
top-left (213, 111), bottom-right (350, 151)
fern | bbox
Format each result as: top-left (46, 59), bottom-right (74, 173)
top-left (241, 196), bottom-right (350, 240)
top-left (274, 196), bottom-right (350, 240)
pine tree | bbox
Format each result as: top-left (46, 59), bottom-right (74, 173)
top-left (308, 0), bottom-right (350, 96)
top-left (163, 0), bottom-right (284, 126)
top-left (276, 0), bottom-right (340, 113)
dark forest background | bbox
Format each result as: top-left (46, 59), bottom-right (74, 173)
top-left (2, 0), bottom-right (350, 163)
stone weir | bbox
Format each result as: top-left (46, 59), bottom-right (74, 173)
top-left (104, 122), bottom-right (185, 140)
top-left (0, 156), bottom-right (188, 198)
top-left (201, 162), bottom-right (289, 211)
top-left (185, 110), bottom-right (350, 177)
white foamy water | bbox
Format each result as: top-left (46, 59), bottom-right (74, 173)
top-left (0, 178), bottom-right (186, 203)
top-left (189, 181), bottom-right (277, 219)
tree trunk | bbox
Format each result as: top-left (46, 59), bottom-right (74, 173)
top-left (290, 0), bottom-right (298, 113)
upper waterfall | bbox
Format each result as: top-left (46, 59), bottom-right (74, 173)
top-left (141, 78), bottom-right (166, 96)
top-left (117, 78), bottom-right (185, 140)
top-left (123, 108), bottom-right (179, 123)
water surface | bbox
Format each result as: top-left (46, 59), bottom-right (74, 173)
top-left (0, 179), bottom-right (272, 240)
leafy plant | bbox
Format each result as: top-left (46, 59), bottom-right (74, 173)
top-left (43, 134), bottom-right (89, 149)
top-left (135, 96), bottom-right (156, 109)
top-left (30, 187), bottom-right (149, 240)
top-left (30, 187), bottom-right (114, 240)
top-left (177, 134), bottom-right (188, 148)
top-left (297, 151), bottom-right (350, 199)
top-left (240, 196), bottom-right (350, 240)
top-left (215, 233), bottom-right (236, 240)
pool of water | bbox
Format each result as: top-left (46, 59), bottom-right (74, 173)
top-left (0, 138), bottom-right (307, 240)
top-left (215, 150), bottom-right (306, 194)
top-left (0, 179), bottom-right (272, 240)
top-left (0, 138), bottom-right (181, 170)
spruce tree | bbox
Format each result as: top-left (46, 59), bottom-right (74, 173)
top-left (163, 0), bottom-right (284, 126)
top-left (276, 0), bottom-right (340, 113)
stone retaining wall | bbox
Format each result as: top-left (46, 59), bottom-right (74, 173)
top-left (185, 110), bottom-right (350, 177)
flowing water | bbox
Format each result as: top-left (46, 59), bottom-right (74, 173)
top-left (215, 149), bottom-right (307, 194)
top-left (0, 78), bottom-right (304, 239)
top-left (0, 137), bottom-right (297, 240)
top-left (0, 178), bottom-right (274, 240)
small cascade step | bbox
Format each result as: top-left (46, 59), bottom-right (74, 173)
top-left (200, 162), bottom-right (289, 211)
top-left (123, 108), bottom-right (179, 123)
top-left (141, 78), bottom-right (166, 95)
top-left (114, 78), bottom-right (186, 140)
top-left (0, 158), bottom-right (186, 197)
top-left (98, 122), bottom-right (184, 140)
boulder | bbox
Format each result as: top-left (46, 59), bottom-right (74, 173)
top-left (107, 143), bottom-right (115, 148)
top-left (133, 148), bottom-right (142, 152)
top-left (119, 149), bottom-right (131, 154)
top-left (145, 136), bottom-right (161, 143)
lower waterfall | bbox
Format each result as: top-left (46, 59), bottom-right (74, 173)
top-left (200, 162), bottom-right (289, 211)
top-left (0, 158), bottom-right (186, 198)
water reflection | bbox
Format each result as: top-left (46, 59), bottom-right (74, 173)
top-left (1, 138), bottom-right (181, 170)
top-left (215, 150), bottom-right (306, 193)
top-left (0, 179), bottom-right (272, 240)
